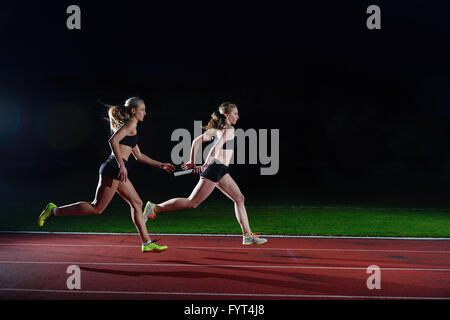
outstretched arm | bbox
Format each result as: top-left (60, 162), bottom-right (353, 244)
top-left (132, 145), bottom-right (175, 173)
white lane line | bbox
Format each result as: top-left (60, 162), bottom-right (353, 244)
top-left (1, 230), bottom-right (450, 240)
top-left (0, 260), bottom-right (449, 271)
top-left (0, 243), bottom-right (449, 253)
top-left (0, 288), bottom-right (448, 300)
top-left (175, 246), bottom-right (450, 254)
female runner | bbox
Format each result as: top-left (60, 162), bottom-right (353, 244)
top-left (38, 97), bottom-right (175, 252)
top-left (143, 102), bottom-right (267, 245)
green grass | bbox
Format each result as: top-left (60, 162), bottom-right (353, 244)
top-left (2, 167), bottom-right (449, 238)
top-left (2, 200), bottom-right (450, 237)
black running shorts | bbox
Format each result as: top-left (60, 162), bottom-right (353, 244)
top-left (99, 155), bottom-right (130, 181)
top-left (200, 160), bottom-right (229, 183)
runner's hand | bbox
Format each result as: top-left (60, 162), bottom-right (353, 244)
top-left (118, 165), bottom-right (128, 183)
top-left (193, 164), bottom-right (207, 174)
top-left (160, 163), bottom-right (176, 173)
top-left (182, 161), bottom-right (195, 170)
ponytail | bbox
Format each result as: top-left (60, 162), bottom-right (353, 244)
top-left (203, 101), bottom-right (238, 131)
top-left (108, 105), bottom-right (131, 133)
top-left (203, 110), bottom-right (227, 131)
top-left (99, 97), bottom-right (144, 133)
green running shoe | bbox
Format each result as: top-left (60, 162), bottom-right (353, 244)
top-left (38, 202), bottom-right (57, 227)
top-left (143, 201), bottom-right (156, 223)
top-left (142, 240), bottom-right (168, 253)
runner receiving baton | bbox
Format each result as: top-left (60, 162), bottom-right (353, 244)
top-left (144, 102), bottom-right (267, 245)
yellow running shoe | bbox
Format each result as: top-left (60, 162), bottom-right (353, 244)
top-left (142, 240), bottom-right (168, 253)
top-left (38, 202), bottom-right (57, 227)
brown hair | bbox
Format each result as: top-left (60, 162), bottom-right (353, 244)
top-left (100, 97), bottom-right (144, 133)
top-left (203, 101), bottom-right (237, 131)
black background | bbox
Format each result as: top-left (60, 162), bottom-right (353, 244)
top-left (2, 1), bottom-right (450, 206)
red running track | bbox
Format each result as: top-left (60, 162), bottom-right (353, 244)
top-left (0, 232), bottom-right (449, 300)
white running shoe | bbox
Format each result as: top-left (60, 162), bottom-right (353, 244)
top-left (143, 201), bottom-right (156, 223)
top-left (242, 233), bottom-right (268, 245)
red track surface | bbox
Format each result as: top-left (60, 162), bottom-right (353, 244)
top-left (0, 233), bottom-right (449, 300)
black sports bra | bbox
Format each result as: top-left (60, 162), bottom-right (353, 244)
top-left (119, 134), bottom-right (138, 148)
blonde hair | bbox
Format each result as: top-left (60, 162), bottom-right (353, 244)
top-left (203, 102), bottom-right (237, 132)
top-left (101, 97), bottom-right (144, 133)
